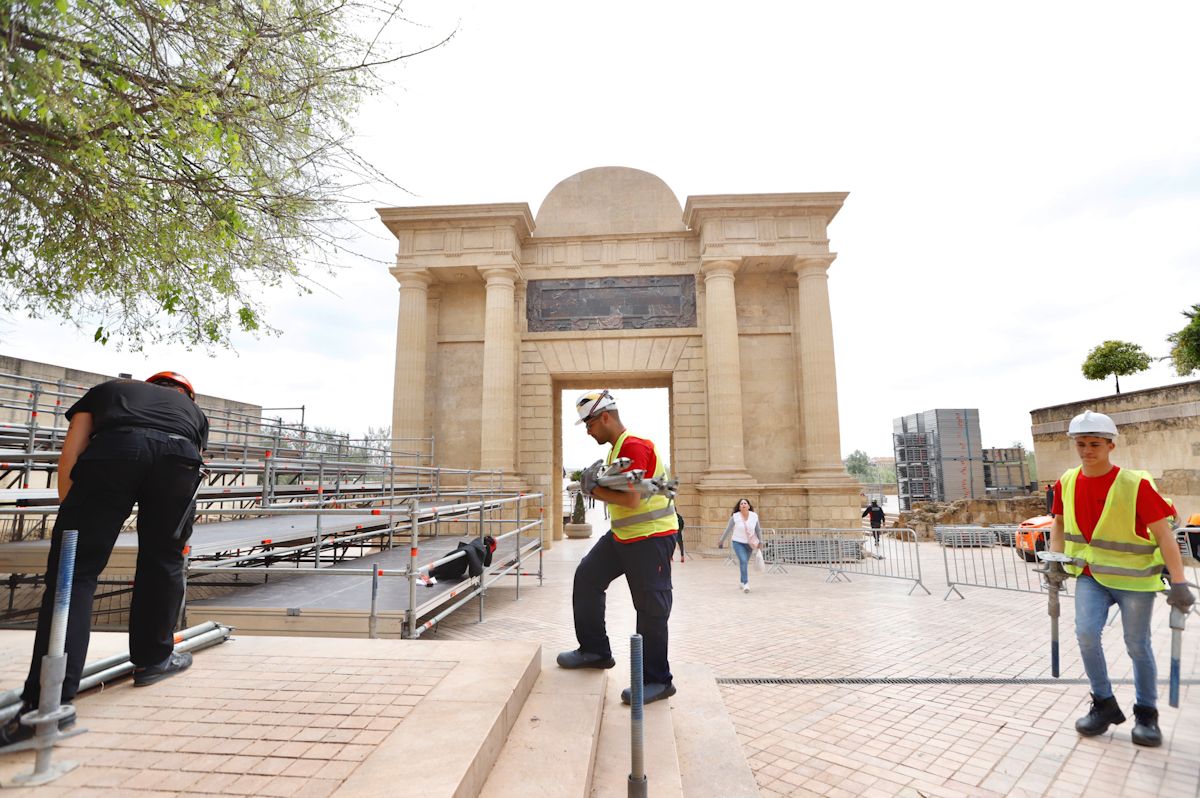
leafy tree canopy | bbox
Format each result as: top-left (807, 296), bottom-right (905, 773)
top-left (1, 0), bottom-right (449, 348)
top-left (843, 449), bottom-right (871, 479)
top-left (1081, 340), bottom-right (1152, 394)
top-left (1166, 304), bottom-right (1200, 376)
top-left (843, 449), bottom-right (896, 486)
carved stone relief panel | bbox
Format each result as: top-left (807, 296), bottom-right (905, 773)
top-left (526, 276), bottom-right (697, 332)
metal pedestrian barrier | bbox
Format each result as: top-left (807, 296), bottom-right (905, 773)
top-left (937, 525), bottom-right (1064, 600)
top-left (764, 528), bottom-right (930, 595)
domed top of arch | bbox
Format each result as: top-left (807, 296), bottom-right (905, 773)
top-left (533, 167), bottom-right (685, 238)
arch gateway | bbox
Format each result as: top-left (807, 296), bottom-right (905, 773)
top-left (378, 167), bottom-right (860, 544)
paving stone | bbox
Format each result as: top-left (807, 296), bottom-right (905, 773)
top-left (0, 538), bottom-right (1195, 797)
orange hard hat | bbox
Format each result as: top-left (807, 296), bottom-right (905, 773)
top-left (1188, 513), bottom-right (1200, 527)
top-left (146, 371), bottom-right (195, 400)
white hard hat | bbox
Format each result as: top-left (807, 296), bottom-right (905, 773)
top-left (1068, 410), bottom-right (1118, 440)
top-left (575, 390), bottom-right (617, 425)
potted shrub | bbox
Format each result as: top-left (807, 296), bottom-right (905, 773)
top-left (564, 470), bottom-right (593, 539)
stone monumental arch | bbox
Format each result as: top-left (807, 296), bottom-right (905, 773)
top-left (378, 167), bottom-right (860, 545)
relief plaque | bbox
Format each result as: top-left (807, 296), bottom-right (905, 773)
top-left (526, 276), bottom-right (697, 332)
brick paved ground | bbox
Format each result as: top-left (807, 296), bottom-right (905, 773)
top-left (0, 534), bottom-right (1195, 797)
top-left (0, 635), bottom-right (529, 797)
top-left (431, 535), bottom-right (1200, 798)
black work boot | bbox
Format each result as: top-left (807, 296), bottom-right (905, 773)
top-left (1131, 704), bottom-right (1162, 747)
top-left (133, 651), bottom-right (193, 686)
top-left (556, 649), bottom-right (616, 670)
top-left (1075, 693), bottom-right (1126, 736)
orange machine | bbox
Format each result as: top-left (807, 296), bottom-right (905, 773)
top-left (1016, 514), bottom-right (1054, 562)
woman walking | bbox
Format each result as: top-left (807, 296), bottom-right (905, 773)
top-left (718, 498), bottom-right (763, 593)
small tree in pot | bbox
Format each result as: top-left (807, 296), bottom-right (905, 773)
top-left (565, 470), bottom-right (593, 538)
top-left (572, 490), bottom-right (587, 525)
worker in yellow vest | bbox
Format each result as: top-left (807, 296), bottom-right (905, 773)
top-left (557, 390), bottom-right (678, 705)
top-left (1049, 410), bottom-right (1194, 747)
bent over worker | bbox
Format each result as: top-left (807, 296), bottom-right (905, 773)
top-left (1, 372), bottom-right (208, 748)
top-left (1049, 410), bottom-right (1194, 748)
top-left (557, 390), bottom-right (678, 705)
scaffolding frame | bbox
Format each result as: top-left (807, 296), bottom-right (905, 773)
top-left (0, 372), bottom-right (544, 638)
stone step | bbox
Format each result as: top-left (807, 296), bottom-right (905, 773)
top-left (479, 651), bottom-right (608, 798)
top-left (589, 669), bottom-right (683, 798)
top-left (670, 663), bottom-right (760, 797)
top-left (469, 655), bottom-right (756, 798)
top-left (333, 640), bottom-right (541, 798)
top-left (587, 663), bottom-right (760, 798)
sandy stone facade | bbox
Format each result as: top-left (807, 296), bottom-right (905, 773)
top-left (1031, 380), bottom-right (1200, 519)
top-left (379, 167), bottom-right (860, 544)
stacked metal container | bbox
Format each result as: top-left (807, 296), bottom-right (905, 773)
top-left (893, 409), bottom-right (985, 511)
top-left (982, 447), bottom-right (1029, 495)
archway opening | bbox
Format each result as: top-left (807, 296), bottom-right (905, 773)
top-left (554, 384), bottom-right (672, 536)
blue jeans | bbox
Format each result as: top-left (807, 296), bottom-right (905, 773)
top-left (732, 541), bottom-right (751, 584)
top-left (1074, 575), bottom-right (1158, 707)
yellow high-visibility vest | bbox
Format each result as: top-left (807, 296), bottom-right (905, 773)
top-left (1061, 466), bottom-right (1165, 592)
top-left (606, 431), bottom-right (676, 542)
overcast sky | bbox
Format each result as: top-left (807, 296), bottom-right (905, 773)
top-left (3, 0), bottom-right (1197, 466)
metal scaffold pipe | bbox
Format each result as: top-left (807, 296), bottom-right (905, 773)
top-left (0, 622), bottom-right (234, 725)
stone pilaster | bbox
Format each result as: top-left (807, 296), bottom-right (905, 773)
top-left (793, 257), bottom-right (847, 482)
top-left (699, 259), bottom-right (753, 484)
top-left (479, 267), bottom-right (519, 473)
top-left (390, 267), bottom-right (433, 452)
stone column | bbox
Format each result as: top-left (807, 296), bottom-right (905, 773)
top-left (390, 268), bottom-right (434, 453)
top-left (700, 259), bottom-right (753, 484)
top-left (479, 267), bottom-right (518, 473)
top-left (793, 257), bottom-right (846, 482)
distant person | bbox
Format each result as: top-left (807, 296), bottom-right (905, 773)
top-left (2, 372), bottom-right (207, 748)
top-left (1045, 482), bottom-right (1055, 516)
top-left (862, 499), bottom-right (885, 544)
top-left (718, 498), bottom-right (763, 593)
top-left (1047, 410), bottom-right (1193, 748)
top-left (673, 511), bottom-right (686, 563)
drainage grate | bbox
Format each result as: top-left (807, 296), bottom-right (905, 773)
top-left (717, 676), bottom-right (1200, 686)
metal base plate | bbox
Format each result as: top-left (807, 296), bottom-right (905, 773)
top-left (8, 759), bottom-right (78, 786)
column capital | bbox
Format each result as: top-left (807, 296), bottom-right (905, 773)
top-left (389, 266), bottom-right (434, 289)
top-left (700, 258), bottom-right (742, 278)
top-left (793, 255), bottom-right (836, 277)
top-left (478, 265), bottom-right (521, 286)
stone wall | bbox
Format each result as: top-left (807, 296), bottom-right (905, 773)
top-left (1031, 381), bottom-right (1200, 519)
top-left (0, 355), bottom-right (262, 433)
top-left (900, 496), bottom-right (1046, 540)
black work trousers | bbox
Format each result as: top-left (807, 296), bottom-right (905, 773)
top-left (23, 428), bottom-right (201, 704)
top-left (572, 530), bottom-right (674, 685)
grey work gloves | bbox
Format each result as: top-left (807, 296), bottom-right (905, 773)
top-left (579, 460), bottom-right (604, 497)
top-left (1166, 582), bottom-right (1196, 612)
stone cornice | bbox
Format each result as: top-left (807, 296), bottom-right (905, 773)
top-left (377, 203), bottom-right (535, 239)
top-left (682, 193), bottom-right (849, 228)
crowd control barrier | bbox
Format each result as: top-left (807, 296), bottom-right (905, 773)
top-left (763, 527), bottom-right (930, 595)
top-left (937, 525), bottom-right (1063, 600)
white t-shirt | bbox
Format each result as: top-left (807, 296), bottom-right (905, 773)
top-left (730, 511), bottom-right (759, 544)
